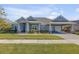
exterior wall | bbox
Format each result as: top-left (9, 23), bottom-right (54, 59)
top-left (74, 24), bottom-right (79, 31)
top-left (40, 25), bottom-right (49, 31)
top-left (16, 22), bottom-right (76, 33)
top-left (70, 24), bottom-right (75, 32)
top-left (51, 26), bottom-right (55, 32)
top-left (54, 26), bottom-right (62, 32)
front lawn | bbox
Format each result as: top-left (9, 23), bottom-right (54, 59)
top-left (0, 44), bottom-right (79, 54)
top-left (0, 34), bottom-right (62, 40)
top-left (74, 32), bottom-right (79, 35)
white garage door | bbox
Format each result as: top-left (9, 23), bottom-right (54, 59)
top-left (55, 26), bottom-right (61, 32)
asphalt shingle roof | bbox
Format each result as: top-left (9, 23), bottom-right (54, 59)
top-left (53, 15), bottom-right (69, 22)
top-left (27, 16), bottom-right (36, 21)
top-left (73, 20), bottom-right (79, 24)
top-left (16, 17), bottom-right (27, 22)
top-left (34, 17), bottom-right (52, 21)
top-left (16, 15), bottom-right (70, 22)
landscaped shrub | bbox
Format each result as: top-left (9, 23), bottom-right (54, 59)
top-left (40, 30), bottom-right (49, 33)
top-left (28, 29), bottom-right (38, 33)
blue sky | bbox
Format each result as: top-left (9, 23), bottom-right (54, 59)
top-left (1, 4), bottom-right (79, 21)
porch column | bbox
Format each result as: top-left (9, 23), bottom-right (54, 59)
top-left (61, 25), bottom-right (62, 31)
top-left (17, 23), bottom-right (21, 33)
top-left (49, 24), bottom-right (52, 33)
top-left (38, 24), bottom-right (40, 33)
top-left (71, 24), bottom-right (75, 33)
top-left (26, 23), bottom-right (29, 33)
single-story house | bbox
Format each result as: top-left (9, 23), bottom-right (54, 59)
top-left (14, 15), bottom-right (78, 33)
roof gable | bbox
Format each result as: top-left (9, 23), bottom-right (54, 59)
top-left (53, 15), bottom-right (69, 22)
top-left (16, 17), bottom-right (27, 22)
top-left (27, 16), bottom-right (36, 21)
top-left (34, 17), bottom-right (51, 20)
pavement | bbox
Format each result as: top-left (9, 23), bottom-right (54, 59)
top-left (54, 34), bottom-right (79, 40)
top-left (0, 40), bottom-right (72, 44)
top-left (0, 34), bottom-right (79, 45)
top-left (54, 34), bottom-right (79, 45)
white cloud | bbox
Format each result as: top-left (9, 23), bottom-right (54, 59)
top-left (76, 8), bottom-right (79, 12)
top-left (60, 10), bottom-right (64, 15)
top-left (47, 16), bottom-right (56, 19)
top-left (5, 7), bottom-right (53, 21)
top-left (47, 12), bottom-right (59, 19)
top-left (51, 12), bottom-right (60, 15)
top-left (69, 16), bottom-right (78, 20)
top-left (47, 10), bottom-right (64, 19)
top-left (51, 11), bottom-right (63, 15)
top-left (5, 7), bottom-right (64, 21)
top-left (6, 7), bottom-right (52, 16)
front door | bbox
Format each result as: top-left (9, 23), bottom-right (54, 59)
top-left (20, 23), bottom-right (26, 33)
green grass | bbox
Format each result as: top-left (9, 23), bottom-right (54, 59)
top-left (0, 44), bottom-right (79, 54)
top-left (0, 34), bottom-right (62, 40)
top-left (74, 32), bottom-right (79, 35)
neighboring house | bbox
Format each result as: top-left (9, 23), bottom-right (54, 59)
top-left (15, 15), bottom-right (77, 33)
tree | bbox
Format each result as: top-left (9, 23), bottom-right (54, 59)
top-left (0, 7), bottom-right (6, 17)
top-left (0, 7), bottom-right (11, 33)
top-left (0, 18), bottom-right (11, 32)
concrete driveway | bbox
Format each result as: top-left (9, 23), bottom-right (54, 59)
top-left (54, 33), bottom-right (79, 45)
top-left (54, 34), bottom-right (79, 40)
